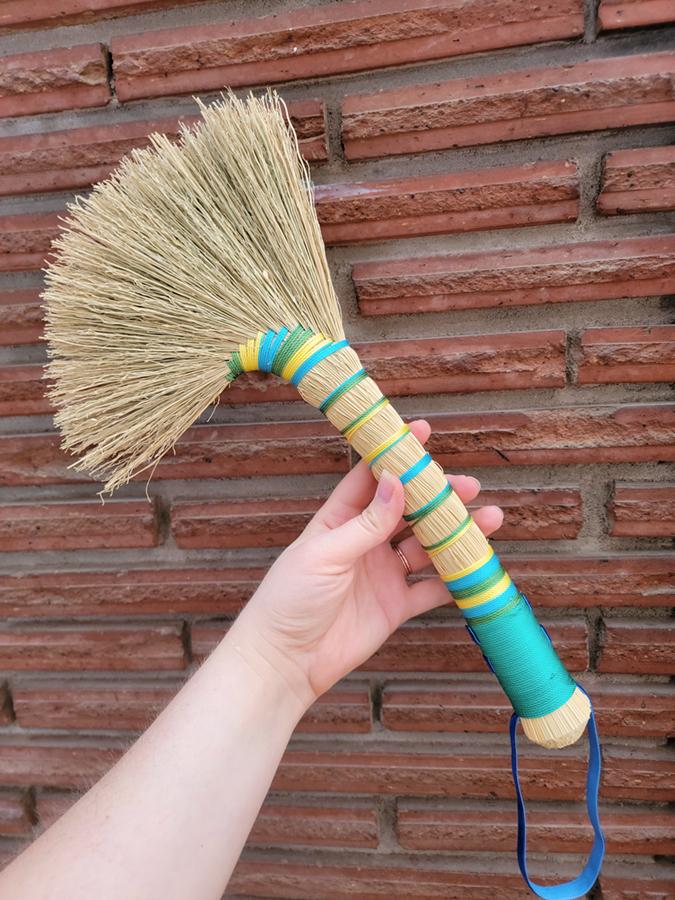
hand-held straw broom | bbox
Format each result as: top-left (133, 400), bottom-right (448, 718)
top-left (43, 93), bottom-right (604, 897)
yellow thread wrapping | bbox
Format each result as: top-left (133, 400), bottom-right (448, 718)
top-left (343, 398), bottom-right (390, 440)
top-left (281, 334), bottom-right (326, 381)
top-left (427, 517), bottom-right (473, 558)
top-left (240, 335), bottom-right (260, 372)
top-left (456, 572), bottom-right (513, 609)
top-left (363, 424), bottom-right (410, 465)
top-left (442, 548), bottom-right (494, 583)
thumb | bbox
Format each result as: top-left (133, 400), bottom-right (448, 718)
top-left (319, 469), bottom-right (405, 566)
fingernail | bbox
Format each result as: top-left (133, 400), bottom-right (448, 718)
top-left (376, 469), bottom-right (396, 504)
top-left (469, 476), bottom-right (481, 492)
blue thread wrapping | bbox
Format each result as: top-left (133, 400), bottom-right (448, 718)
top-left (399, 452), bottom-right (433, 485)
top-left (291, 339), bottom-right (349, 386)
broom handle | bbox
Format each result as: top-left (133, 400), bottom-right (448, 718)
top-left (282, 336), bottom-right (589, 748)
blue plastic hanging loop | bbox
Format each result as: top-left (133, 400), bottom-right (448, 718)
top-left (509, 685), bottom-right (605, 899)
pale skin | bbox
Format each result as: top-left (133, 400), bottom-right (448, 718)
top-left (0, 420), bottom-right (502, 900)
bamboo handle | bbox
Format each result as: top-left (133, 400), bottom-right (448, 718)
top-left (297, 344), bottom-right (591, 749)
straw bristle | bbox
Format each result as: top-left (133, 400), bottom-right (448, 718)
top-left (521, 687), bottom-right (591, 749)
top-left (43, 92), bottom-right (343, 495)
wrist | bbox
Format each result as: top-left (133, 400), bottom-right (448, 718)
top-left (218, 618), bottom-right (315, 720)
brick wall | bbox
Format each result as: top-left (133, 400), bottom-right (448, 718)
top-left (0, 1), bottom-right (673, 897)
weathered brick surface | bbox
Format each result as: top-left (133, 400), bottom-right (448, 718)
top-left (342, 53), bottom-right (675, 159)
top-left (0, 101), bottom-right (326, 199)
top-left (598, 146), bottom-right (675, 215)
top-left (0, 792), bottom-right (30, 837)
top-left (273, 747), bottom-right (671, 801)
top-left (172, 487), bottom-right (582, 549)
top-left (381, 682), bottom-right (675, 738)
top-left (0, 744), bottom-right (123, 788)
top-left (599, 0), bottom-right (675, 30)
top-left (578, 325), bottom-right (675, 384)
top-left (396, 803), bottom-right (675, 854)
top-left (0, 289), bottom-right (43, 346)
top-left (12, 681), bottom-right (371, 734)
top-left (354, 234), bottom-right (675, 315)
top-left (316, 161), bottom-right (578, 244)
top-left (0, 626), bottom-right (186, 672)
top-left (112, 0), bottom-right (584, 102)
top-left (0, 329), bottom-right (568, 413)
top-left (598, 620), bottom-right (674, 674)
top-left (0, 499), bottom-right (159, 551)
top-left (0, 0), bottom-right (205, 31)
top-left (0, 420), bottom-right (349, 486)
top-left (0, 212), bottom-right (61, 273)
top-left (0, 44), bottom-right (110, 118)
top-left (424, 404), bottom-right (675, 467)
top-left (610, 483), bottom-right (675, 536)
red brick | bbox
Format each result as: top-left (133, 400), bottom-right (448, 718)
top-left (0, 44), bottom-right (110, 119)
top-left (0, 792), bottom-right (31, 837)
top-left (12, 681), bottom-right (371, 734)
top-left (342, 52), bottom-right (675, 159)
top-left (599, 620), bottom-right (674, 674)
top-left (230, 857), bottom-right (528, 900)
top-left (251, 801), bottom-right (378, 849)
top-left (1, 330), bottom-right (568, 413)
top-left (0, 566), bottom-right (262, 619)
top-left (0, 365), bottom-right (51, 416)
top-left (273, 747), bottom-right (671, 802)
top-left (0, 0), bottom-right (206, 31)
top-left (12, 681), bottom-right (174, 731)
top-left (0, 626), bottom-right (186, 672)
top-left (507, 554), bottom-right (674, 608)
top-left (396, 803), bottom-right (675, 855)
top-left (112, 0), bottom-right (584, 102)
top-left (610, 484), bottom-right (675, 537)
top-left (172, 487), bottom-right (581, 550)
top-left (0, 289), bottom-right (43, 346)
top-left (353, 234), bottom-right (675, 315)
top-left (0, 420), bottom-right (349, 487)
top-left (598, 146), bottom-right (675, 215)
top-left (599, 870), bottom-right (675, 900)
top-left (316, 161), bottom-right (578, 244)
top-left (0, 499), bottom-right (159, 552)
top-left (34, 790), bottom-right (77, 828)
top-left (360, 619), bottom-right (588, 674)
top-left (578, 325), bottom-right (675, 384)
top-left (381, 682), bottom-right (675, 738)
top-left (0, 743), bottom-right (122, 788)
top-left (0, 212), bottom-right (60, 273)
top-left (599, 0), bottom-right (675, 30)
top-left (0, 102), bottom-right (326, 200)
top-left (424, 404), bottom-right (675, 467)
top-left (190, 622), bottom-right (227, 662)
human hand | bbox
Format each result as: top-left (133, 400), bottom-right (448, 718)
top-left (227, 419), bottom-right (504, 710)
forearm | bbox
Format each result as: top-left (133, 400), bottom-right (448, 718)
top-left (0, 623), bottom-right (305, 900)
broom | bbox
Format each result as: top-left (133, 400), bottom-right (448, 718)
top-left (43, 93), bottom-right (604, 894)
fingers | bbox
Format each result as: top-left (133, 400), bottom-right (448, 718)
top-left (309, 419), bottom-right (431, 533)
top-left (317, 470), bottom-right (406, 566)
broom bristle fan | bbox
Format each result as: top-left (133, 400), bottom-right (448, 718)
top-left (44, 92), bottom-right (589, 751)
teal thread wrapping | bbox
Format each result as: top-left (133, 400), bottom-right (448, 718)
top-left (471, 596), bottom-right (576, 718)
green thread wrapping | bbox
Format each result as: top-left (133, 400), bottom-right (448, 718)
top-left (272, 325), bottom-right (311, 376)
top-left (340, 395), bottom-right (387, 436)
top-left (471, 595), bottom-right (576, 717)
top-left (228, 350), bottom-right (243, 379)
top-left (320, 369), bottom-right (367, 414)
top-left (403, 482), bottom-right (452, 523)
top-left (422, 513), bottom-right (470, 552)
top-left (452, 565), bottom-right (506, 601)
